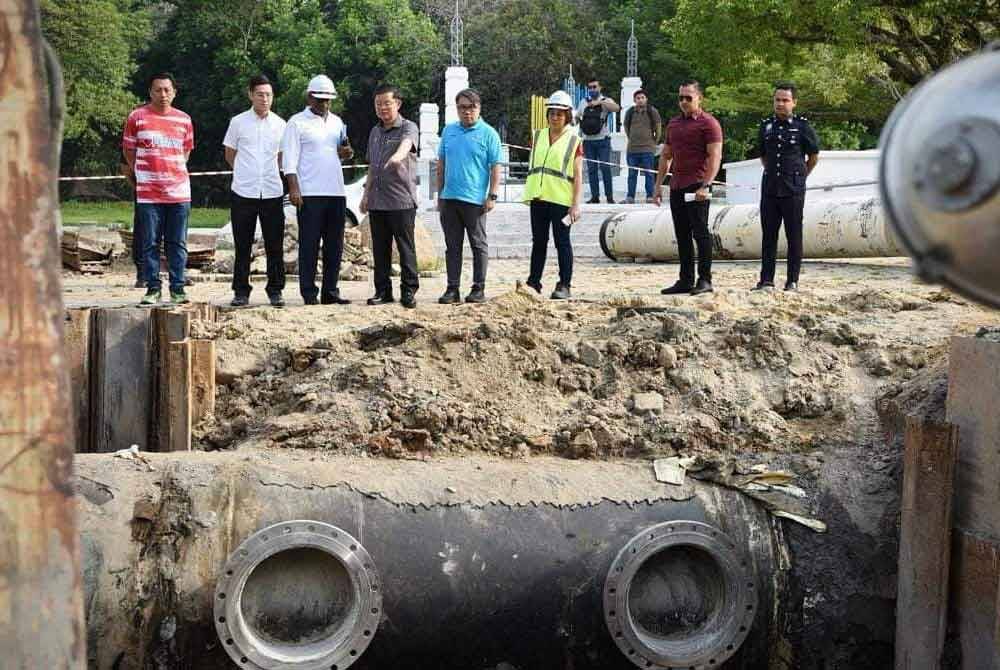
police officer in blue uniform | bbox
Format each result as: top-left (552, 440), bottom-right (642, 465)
top-left (753, 83), bottom-right (820, 291)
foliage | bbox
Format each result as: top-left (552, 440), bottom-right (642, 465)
top-left (45, 0), bottom-right (983, 187)
top-left (668, 0), bottom-right (997, 114)
top-left (41, 0), bottom-right (149, 175)
top-left (60, 200), bottom-right (229, 228)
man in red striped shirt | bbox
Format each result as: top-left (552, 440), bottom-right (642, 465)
top-left (123, 72), bottom-right (195, 305)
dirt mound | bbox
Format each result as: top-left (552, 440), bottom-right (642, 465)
top-left (195, 278), bottom-right (990, 461)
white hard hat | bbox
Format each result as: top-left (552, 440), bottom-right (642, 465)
top-left (545, 90), bottom-right (573, 110)
top-left (307, 74), bottom-right (337, 100)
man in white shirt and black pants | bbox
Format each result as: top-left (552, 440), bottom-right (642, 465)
top-left (223, 74), bottom-right (288, 307)
top-left (281, 74), bottom-right (354, 305)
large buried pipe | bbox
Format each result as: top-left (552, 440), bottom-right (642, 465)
top-left (75, 453), bottom-right (787, 669)
top-left (599, 197), bottom-right (904, 262)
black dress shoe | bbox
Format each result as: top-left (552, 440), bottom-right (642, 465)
top-left (661, 282), bottom-right (694, 295)
top-left (438, 289), bottom-right (461, 304)
top-left (751, 281), bottom-right (775, 291)
top-left (587, 196), bottom-right (600, 204)
top-left (784, 281), bottom-right (799, 291)
top-left (690, 278), bottom-right (714, 295)
top-left (401, 294), bottom-right (417, 309)
top-left (367, 292), bottom-right (395, 305)
top-left (230, 295), bottom-right (249, 307)
top-left (304, 296), bottom-right (319, 305)
top-left (464, 287), bottom-right (487, 303)
top-left (606, 196), bottom-right (616, 204)
top-left (321, 293), bottom-right (351, 305)
top-left (269, 294), bottom-right (285, 307)
top-left (525, 280), bottom-right (542, 294)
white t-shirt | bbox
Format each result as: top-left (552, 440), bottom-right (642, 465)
top-left (281, 108), bottom-right (348, 197)
top-left (222, 109), bottom-right (286, 199)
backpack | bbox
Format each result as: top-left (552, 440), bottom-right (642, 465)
top-left (580, 104), bottom-right (605, 136)
top-left (624, 105), bottom-right (657, 136)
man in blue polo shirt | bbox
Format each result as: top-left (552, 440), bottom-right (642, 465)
top-left (437, 88), bottom-right (502, 304)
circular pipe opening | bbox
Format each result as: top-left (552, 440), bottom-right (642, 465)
top-left (604, 521), bottom-right (755, 669)
top-left (215, 521), bottom-right (381, 670)
top-left (240, 546), bottom-right (355, 649)
top-left (628, 545), bottom-right (726, 641)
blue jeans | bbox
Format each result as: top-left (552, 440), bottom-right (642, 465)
top-left (583, 137), bottom-right (613, 200)
top-left (627, 152), bottom-right (655, 199)
top-left (138, 202), bottom-right (190, 292)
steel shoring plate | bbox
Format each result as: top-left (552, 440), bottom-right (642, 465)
top-left (214, 520), bottom-right (382, 670)
top-left (603, 520), bottom-right (756, 669)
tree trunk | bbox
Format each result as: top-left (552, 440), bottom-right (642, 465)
top-left (0, 2), bottom-right (85, 669)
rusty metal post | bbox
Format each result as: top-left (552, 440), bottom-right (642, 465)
top-left (0, 2), bottom-right (85, 669)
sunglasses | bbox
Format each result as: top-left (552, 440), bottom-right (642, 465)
top-left (678, 95), bottom-right (694, 102)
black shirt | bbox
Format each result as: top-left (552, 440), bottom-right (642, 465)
top-left (758, 114), bottom-right (819, 197)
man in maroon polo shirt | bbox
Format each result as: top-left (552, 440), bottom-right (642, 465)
top-left (653, 79), bottom-right (723, 295)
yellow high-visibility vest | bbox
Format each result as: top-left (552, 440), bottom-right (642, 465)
top-left (522, 128), bottom-right (579, 207)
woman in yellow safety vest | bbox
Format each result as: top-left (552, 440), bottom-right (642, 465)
top-left (523, 90), bottom-right (583, 299)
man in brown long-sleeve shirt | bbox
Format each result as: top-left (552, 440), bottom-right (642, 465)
top-left (653, 79), bottom-right (723, 296)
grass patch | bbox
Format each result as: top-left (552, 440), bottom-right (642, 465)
top-left (61, 200), bottom-right (229, 229)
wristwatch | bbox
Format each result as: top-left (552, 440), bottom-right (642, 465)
top-left (488, 193), bottom-right (498, 201)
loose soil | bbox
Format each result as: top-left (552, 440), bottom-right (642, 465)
top-left (63, 257), bottom-right (998, 470)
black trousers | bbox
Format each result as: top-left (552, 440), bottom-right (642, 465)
top-left (370, 208), bottom-right (419, 297)
top-left (439, 198), bottom-right (488, 290)
top-left (668, 184), bottom-right (712, 285)
top-left (297, 196), bottom-right (345, 300)
top-left (760, 193), bottom-right (805, 284)
top-left (231, 193), bottom-right (286, 298)
top-left (527, 200), bottom-right (572, 287)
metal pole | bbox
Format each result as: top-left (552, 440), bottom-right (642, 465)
top-left (0, 2), bottom-right (85, 668)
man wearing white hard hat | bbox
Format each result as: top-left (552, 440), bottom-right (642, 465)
top-left (280, 74), bottom-right (355, 305)
top-left (522, 90), bottom-right (583, 300)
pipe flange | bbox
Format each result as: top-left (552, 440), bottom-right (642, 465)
top-left (603, 521), bottom-right (755, 670)
top-left (214, 520), bottom-right (382, 670)
top-left (911, 118), bottom-right (1000, 212)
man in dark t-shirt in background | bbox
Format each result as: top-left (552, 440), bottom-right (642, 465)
top-left (652, 79), bottom-right (723, 295)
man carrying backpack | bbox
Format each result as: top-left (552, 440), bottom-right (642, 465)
top-left (624, 89), bottom-right (662, 204)
top-left (575, 79), bottom-right (620, 203)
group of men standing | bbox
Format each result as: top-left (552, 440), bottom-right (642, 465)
top-left (122, 71), bottom-right (819, 308)
top-left (122, 72), bottom-right (503, 308)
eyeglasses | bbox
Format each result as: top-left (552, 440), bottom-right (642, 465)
top-left (678, 95), bottom-right (694, 102)
top-left (457, 104), bottom-right (478, 112)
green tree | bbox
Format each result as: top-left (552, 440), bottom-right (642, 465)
top-left (464, 0), bottom-right (607, 145)
top-left (140, 0), bottom-right (444, 178)
top-left (41, 0), bottom-right (149, 175)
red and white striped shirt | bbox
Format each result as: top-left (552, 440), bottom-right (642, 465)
top-left (122, 105), bottom-right (194, 204)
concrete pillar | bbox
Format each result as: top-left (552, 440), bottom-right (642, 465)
top-left (620, 75), bottom-right (643, 120)
top-left (418, 103), bottom-right (440, 159)
top-left (418, 103), bottom-right (440, 201)
top-left (444, 65), bottom-right (469, 125)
